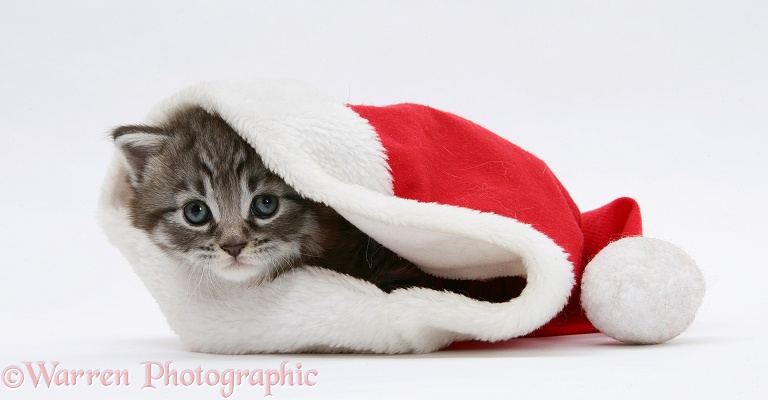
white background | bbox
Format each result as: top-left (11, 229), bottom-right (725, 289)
top-left (1, 1), bottom-right (766, 398)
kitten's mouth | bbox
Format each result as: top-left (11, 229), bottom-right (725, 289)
top-left (206, 246), bottom-right (301, 283)
top-left (223, 259), bottom-right (255, 273)
top-left (212, 257), bottom-right (278, 284)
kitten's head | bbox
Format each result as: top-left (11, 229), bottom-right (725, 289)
top-left (112, 106), bottom-right (334, 283)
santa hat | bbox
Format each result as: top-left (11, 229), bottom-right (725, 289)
top-left (99, 80), bottom-right (706, 353)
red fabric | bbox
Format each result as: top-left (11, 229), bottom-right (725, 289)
top-left (348, 103), bottom-right (643, 339)
top-left (527, 198), bottom-right (643, 338)
top-left (581, 197), bottom-right (643, 262)
top-left (350, 103), bottom-right (584, 267)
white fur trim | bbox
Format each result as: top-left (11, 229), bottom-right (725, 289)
top-left (99, 80), bottom-right (576, 353)
top-left (145, 80), bottom-right (394, 196)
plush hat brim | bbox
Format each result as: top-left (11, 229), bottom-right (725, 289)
top-left (100, 80), bottom-right (662, 353)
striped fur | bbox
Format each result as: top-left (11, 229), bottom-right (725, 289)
top-left (112, 106), bottom-right (524, 301)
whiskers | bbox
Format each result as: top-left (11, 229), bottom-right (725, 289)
top-left (161, 235), bottom-right (305, 301)
top-left (364, 237), bottom-right (385, 270)
top-left (177, 257), bottom-right (227, 304)
top-left (261, 243), bottom-right (302, 283)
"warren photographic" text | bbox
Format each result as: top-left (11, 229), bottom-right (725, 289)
top-left (2, 360), bottom-right (318, 398)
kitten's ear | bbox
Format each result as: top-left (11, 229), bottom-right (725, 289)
top-left (111, 125), bottom-right (170, 187)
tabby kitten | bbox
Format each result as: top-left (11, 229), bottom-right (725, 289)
top-left (112, 106), bottom-right (523, 302)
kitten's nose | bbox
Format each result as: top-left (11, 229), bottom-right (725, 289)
top-left (220, 242), bottom-right (246, 258)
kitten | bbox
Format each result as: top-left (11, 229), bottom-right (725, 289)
top-left (112, 106), bottom-right (524, 302)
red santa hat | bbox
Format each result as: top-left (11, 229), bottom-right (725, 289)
top-left (100, 80), bottom-right (706, 353)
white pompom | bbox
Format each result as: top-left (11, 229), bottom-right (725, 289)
top-left (581, 237), bottom-right (706, 344)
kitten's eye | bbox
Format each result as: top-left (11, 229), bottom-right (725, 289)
top-left (251, 194), bottom-right (279, 218)
top-left (183, 200), bottom-right (211, 225)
